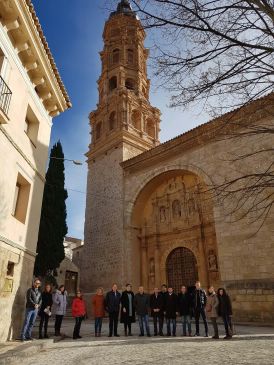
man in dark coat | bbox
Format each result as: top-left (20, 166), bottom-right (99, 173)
top-left (164, 286), bottom-right (178, 336)
top-left (134, 286), bottom-right (151, 336)
top-left (20, 278), bottom-right (42, 341)
top-left (105, 283), bottom-right (121, 337)
top-left (193, 281), bottom-right (208, 337)
top-left (178, 285), bottom-right (192, 336)
top-left (150, 287), bottom-right (164, 336)
top-left (160, 284), bottom-right (168, 335)
top-left (120, 284), bottom-right (135, 336)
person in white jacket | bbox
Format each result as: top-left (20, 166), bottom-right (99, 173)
top-left (52, 285), bottom-right (67, 336)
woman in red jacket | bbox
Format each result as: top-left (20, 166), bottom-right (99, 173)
top-left (72, 290), bottom-right (86, 339)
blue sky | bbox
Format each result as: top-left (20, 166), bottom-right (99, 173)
top-left (32, 0), bottom-right (208, 239)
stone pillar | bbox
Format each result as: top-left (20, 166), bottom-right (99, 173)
top-left (154, 242), bottom-right (161, 288)
top-left (141, 236), bottom-right (148, 290)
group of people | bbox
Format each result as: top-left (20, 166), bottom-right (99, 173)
top-left (20, 279), bottom-right (233, 342)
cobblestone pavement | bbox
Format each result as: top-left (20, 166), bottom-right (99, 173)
top-left (1, 319), bottom-right (274, 365)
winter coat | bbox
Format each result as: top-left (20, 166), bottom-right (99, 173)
top-left (39, 292), bottom-right (53, 315)
top-left (150, 293), bottom-right (164, 317)
top-left (105, 290), bottom-right (121, 313)
top-left (134, 293), bottom-right (150, 316)
top-left (26, 287), bottom-right (42, 309)
top-left (52, 290), bottom-right (67, 316)
top-left (177, 292), bottom-right (192, 316)
top-left (193, 289), bottom-right (207, 309)
top-left (92, 294), bottom-right (105, 318)
top-left (218, 294), bottom-right (233, 316)
top-left (72, 297), bottom-right (86, 318)
top-left (206, 293), bottom-right (219, 318)
top-left (164, 293), bottom-right (178, 319)
top-left (120, 291), bottom-right (136, 323)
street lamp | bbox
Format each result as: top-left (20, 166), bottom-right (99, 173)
top-left (50, 157), bottom-right (83, 165)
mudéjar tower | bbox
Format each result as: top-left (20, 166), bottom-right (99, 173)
top-left (81, 0), bottom-right (161, 292)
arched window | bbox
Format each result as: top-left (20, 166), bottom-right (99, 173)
top-left (132, 110), bottom-right (141, 130)
top-left (109, 76), bottom-right (117, 92)
top-left (125, 78), bottom-right (135, 90)
top-left (95, 122), bottom-right (102, 140)
top-left (112, 49), bottom-right (120, 64)
top-left (146, 118), bottom-right (155, 138)
top-left (109, 111), bottom-right (116, 131)
top-left (127, 49), bottom-right (134, 64)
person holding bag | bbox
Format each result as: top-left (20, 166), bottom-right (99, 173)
top-left (38, 283), bottom-right (53, 339)
top-left (72, 290), bottom-right (86, 339)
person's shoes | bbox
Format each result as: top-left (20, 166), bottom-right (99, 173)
top-left (139, 334), bottom-right (144, 337)
top-left (147, 334), bottom-right (151, 337)
top-left (114, 334), bottom-right (120, 337)
top-left (212, 335), bottom-right (219, 339)
top-left (159, 332), bottom-right (164, 336)
top-left (183, 333), bottom-right (187, 337)
top-left (154, 333), bottom-right (158, 336)
top-left (39, 334), bottom-right (43, 339)
top-left (21, 338), bottom-right (26, 342)
top-left (194, 333), bottom-right (200, 336)
top-left (224, 335), bottom-right (232, 340)
top-left (25, 337), bottom-right (33, 341)
top-left (204, 333), bottom-right (209, 337)
top-left (77, 336), bottom-right (82, 339)
top-left (55, 332), bottom-right (61, 337)
top-left (73, 336), bottom-right (78, 340)
top-left (108, 334), bottom-right (112, 337)
top-left (44, 334), bottom-right (49, 339)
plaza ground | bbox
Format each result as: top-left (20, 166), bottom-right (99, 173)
top-left (1, 319), bottom-right (274, 365)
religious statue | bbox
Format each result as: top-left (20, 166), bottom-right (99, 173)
top-left (172, 199), bottom-right (181, 219)
top-left (160, 206), bottom-right (166, 222)
top-left (208, 250), bottom-right (218, 271)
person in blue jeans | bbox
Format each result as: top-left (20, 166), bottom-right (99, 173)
top-left (21, 278), bottom-right (42, 341)
top-left (134, 286), bottom-right (151, 337)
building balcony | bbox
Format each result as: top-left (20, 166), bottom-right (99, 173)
top-left (0, 76), bottom-right (12, 123)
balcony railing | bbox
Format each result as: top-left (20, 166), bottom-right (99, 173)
top-left (0, 75), bottom-right (12, 116)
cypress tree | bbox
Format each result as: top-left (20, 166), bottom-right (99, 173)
top-left (34, 141), bottom-right (68, 277)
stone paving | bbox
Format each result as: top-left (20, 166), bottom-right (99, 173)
top-left (1, 319), bottom-right (274, 365)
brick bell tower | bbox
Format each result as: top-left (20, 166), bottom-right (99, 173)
top-left (81, 0), bottom-right (161, 292)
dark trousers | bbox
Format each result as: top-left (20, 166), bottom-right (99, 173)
top-left (73, 317), bottom-right (83, 339)
top-left (211, 317), bottom-right (219, 337)
top-left (39, 312), bottom-right (49, 336)
top-left (194, 307), bottom-right (208, 335)
top-left (54, 315), bottom-right (63, 335)
top-left (95, 317), bottom-right (103, 334)
top-left (124, 318), bottom-right (132, 334)
top-left (153, 314), bottom-right (163, 335)
top-left (222, 314), bottom-right (233, 336)
top-left (159, 315), bottom-right (165, 334)
top-left (167, 318), bottom-right (176, 335)
top-left (109, 311), bottom-right (119, 335)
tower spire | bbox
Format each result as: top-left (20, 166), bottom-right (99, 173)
top-left (110, 0), bottom-right (136, 18)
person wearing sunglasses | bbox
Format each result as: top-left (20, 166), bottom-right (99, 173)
top-left (20, 278), bottom-right (42, 341)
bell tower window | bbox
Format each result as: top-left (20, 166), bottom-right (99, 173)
top-left (125, 78), bottom-right (135, 91)
top-left (146, 118), bottom-right (155, 138)
top-left (132, 110), bottom-right (141, 130)
top-left (95, 122), bottom-right (102, 140)
top-left (109, 111), bottom-right (116, 131)
top-left (109, 76), bottom-right (117, 92)
top-left (127, 49), bottom-right (134, 65)
top-left (112, 49), bottom-right (120, 64)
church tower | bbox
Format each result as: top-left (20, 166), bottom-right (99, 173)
top-left (81, 0), bottom-right (161, 292)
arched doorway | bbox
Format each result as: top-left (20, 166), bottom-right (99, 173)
top-left (166, 247), bottom-right (198, 293)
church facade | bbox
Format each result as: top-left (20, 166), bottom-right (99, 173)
top-left (82, 0), bottom-right (274, 322)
